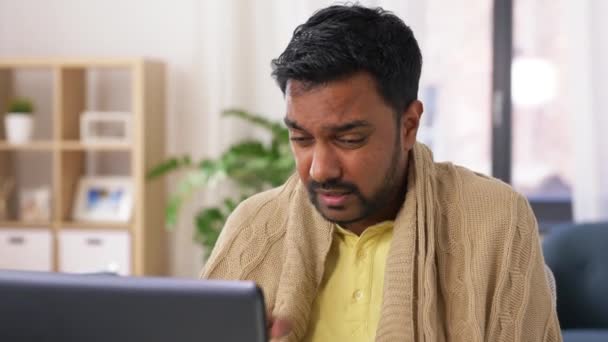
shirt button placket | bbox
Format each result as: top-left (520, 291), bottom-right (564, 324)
top-left (357, 250), bottom-right (367, 259)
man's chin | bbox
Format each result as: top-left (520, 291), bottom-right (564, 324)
top-left (316, 206), bottom-right (363, 225)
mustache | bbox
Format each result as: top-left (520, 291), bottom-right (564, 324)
top-left (307, 179), bottom-right (359, 194)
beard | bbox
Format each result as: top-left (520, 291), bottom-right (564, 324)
top-left (306, 137), bottom-right (403, 226)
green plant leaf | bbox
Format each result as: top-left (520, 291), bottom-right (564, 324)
top-left (194, 207), bottom-right (225, 254)
top-left (8, 97), bottom-right (34, 113)
top-left (223, 198), bottom-right (238, 212)
top-left (164, 168), bottom-right (216, 227)
top-left (146, 108), bottom-right (295, 260)
top-left (146, 155), bottom-right (192, 180)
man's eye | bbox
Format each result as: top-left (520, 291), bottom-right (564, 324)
top-left (290, 137), bottom-right (314, 146)
top-left (336, 137), bottom-right (366, 146)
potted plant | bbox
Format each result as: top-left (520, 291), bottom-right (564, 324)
top-left (4, 97), bottom-right (35, 144)
top-left (147, 109), bottom-right (295, 257)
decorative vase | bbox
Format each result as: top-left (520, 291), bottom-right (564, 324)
top-left (4, 113), bottom-right (34, 144)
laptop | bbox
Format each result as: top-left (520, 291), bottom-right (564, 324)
top-left (0, 270), bottom-right (267, 342)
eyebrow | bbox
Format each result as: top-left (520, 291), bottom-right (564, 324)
top-left (329, 120), bottom-right (372, 133)
top-left (283, 117), bottom-right (371, 133)
top-left (283, 117), bottom-right (306, 131)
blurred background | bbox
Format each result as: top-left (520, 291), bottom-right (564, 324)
top-left (0, 0), bottom-right (606, 286)
top-left (1, 0), bottom-right (607, 338)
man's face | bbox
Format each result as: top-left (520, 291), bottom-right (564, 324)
top-left (284, 72), bottom-right (421, 231)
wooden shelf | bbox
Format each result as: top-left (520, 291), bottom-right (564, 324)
top-left (60, 221), bottom-right (131, 230)
top-left (61, 141), bottom-right (132, 151)
top-left (0, 141), bottom-right (55, 151)
top-left (0, 221), bottom-right (53, 228)
top-left (0, 58), bottom-right (167, 276)
top-left (0, 61), bottom-right (54, 69)
top-left (0, 219), bottom-right (131, 230)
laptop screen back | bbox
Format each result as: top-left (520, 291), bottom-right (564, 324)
top-left (0, 270), bottom-right (267, 342)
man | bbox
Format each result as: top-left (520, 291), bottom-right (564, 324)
top-left (202, 4), bottom-right (561, 342)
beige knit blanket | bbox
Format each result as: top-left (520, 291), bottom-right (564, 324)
top-left (202, 143), bottom-right (562, 341)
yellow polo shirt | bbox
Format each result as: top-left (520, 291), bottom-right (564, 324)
top-left (304, 221), bottom-right (394, 341)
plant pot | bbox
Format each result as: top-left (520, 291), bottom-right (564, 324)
top-left (4, 113), bottom-right (34, 144)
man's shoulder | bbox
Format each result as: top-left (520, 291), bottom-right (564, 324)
top-left (431, 161), bottom-right (538, 264)
top-left (211, 175), bottom-right (299, 251)
top-left (201, 175), bottom-right (299, 279)
top-left (432, 162), bottom-right (533, 241)
top-left (433, 161), bottom-right (523, 208)
top-left (229, 177), bottom-right (297, 224)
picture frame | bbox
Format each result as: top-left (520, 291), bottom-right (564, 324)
top-left (80, 111), bottom-right (132, 144)
top-left (72, 177), bottom-right (134, 223)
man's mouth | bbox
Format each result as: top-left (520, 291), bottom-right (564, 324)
top-left (317, 191), bottom-right (352, 207)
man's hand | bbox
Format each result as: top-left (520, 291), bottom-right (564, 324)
top-left (267, 309), bottom-right (291, 340)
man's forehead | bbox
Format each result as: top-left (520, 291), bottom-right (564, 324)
top-left (285, 79), bottom-right (321, 97)
top-left (284, 73), bottom-right (391, 129)
top-left (286, 83), bottom-right (363, 117)
top-left (286, 102), bottom-right (360, 124)
top-left (285, 74), bottom-right (371, 100)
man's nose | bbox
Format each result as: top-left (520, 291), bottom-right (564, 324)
top-left (309, 145), bottom-right (341, 183)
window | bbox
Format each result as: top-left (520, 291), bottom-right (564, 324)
top-left (401, 0), bottom-right (493, 175)
top-left (493, 0), bottom-right (573, 228)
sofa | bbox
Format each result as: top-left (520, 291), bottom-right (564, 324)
top-left (542, 222), bottom-right (608, 342)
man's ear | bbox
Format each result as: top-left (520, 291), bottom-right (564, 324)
top-left (400, 100), bottom-right (423, 150)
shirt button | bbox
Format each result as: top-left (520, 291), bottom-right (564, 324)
top-left (353, 289), bottom-right (363, 301)
top-left (357, 250), bottom-right (367, 259)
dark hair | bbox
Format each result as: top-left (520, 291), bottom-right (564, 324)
top-left (271, 4), bottom-right (422, 114)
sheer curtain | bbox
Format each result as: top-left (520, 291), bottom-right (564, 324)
top-left (561, 0), bottom-right (608, 222)
top-left (192, 0), bottom-right (424, 157)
